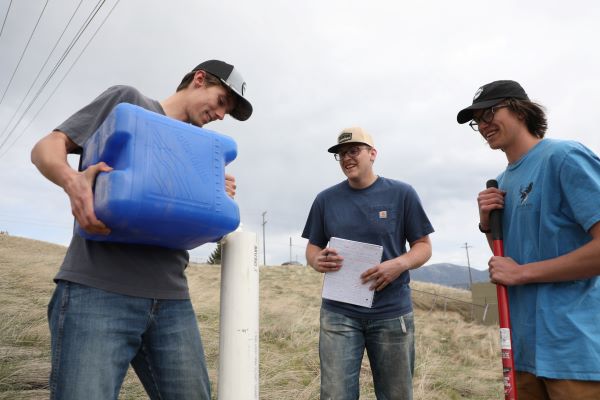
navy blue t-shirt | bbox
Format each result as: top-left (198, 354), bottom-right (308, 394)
top-left (302, 177), bottom-right (434, 318)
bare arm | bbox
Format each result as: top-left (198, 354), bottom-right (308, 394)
top-left (489, 222), bottom-right (600, 285)
top-left (31, 131), bottom-right (79, 186)
top-left (477, 186), bottom-right (600, 285)
top-left (31, 131), bottom-right (112, 235)
top-left (361, 235), bottom-right (432, 291)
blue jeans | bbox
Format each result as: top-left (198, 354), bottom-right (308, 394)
top-left (48, 281), bottom-right (211, 400)
top-left (319, 307), bottom-right (415, 400)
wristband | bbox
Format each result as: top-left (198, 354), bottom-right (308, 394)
top-left (478, 223), bottom-right (491, 233)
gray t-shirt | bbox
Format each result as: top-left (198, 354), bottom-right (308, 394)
top-left (55, 85), bottom-right (190, 299)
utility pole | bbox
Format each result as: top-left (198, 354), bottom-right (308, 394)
top-left (261, 211), bottom-right (267, 266)
top-left (289, 236), bottom-right (292, 263)
top-left (461, 242), bottom-right (473, 290)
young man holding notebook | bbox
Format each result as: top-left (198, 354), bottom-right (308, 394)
top-left (302, 127), bottom-right (434, 399)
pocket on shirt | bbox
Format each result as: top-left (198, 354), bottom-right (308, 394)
top-left (368, 205), bottom-right (398, 234)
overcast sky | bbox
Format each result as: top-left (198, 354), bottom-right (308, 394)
top-left (1, 0), bottom-right (599, 275)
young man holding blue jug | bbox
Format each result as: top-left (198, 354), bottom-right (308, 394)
top-left (31, 60), bottom-right (252, 400)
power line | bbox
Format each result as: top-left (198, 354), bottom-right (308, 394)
top-left (0, 0), bottom-right (13, 40)
top-left (0, 0), bottom-right (105, 148)
top-left (0, 0), bottom-right (50, 106)
top-left (0, 0), bottom-right (85, 143)
top-left (0, 0), bottom-right (120, 159)
top-left (0, 0), bottom-right (120, 158)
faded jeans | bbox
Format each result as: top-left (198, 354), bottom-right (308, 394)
top-left (319, 307), bottom-right (415, 400)
top-left (48, 281), bottom-right (211, 400)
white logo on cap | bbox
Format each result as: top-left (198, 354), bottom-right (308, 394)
top-left (473, 87), bottom-right (484, 101)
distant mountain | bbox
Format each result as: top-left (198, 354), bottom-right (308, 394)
top-left (410, 263), bottom-right (489, 289)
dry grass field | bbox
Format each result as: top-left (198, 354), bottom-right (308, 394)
top-left (0, 234), bottom-right (503, 399)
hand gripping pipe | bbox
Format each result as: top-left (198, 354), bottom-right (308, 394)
top-left (487, 179), bottom-right (518, 400)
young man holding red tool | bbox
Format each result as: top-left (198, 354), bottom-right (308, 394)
top-left (458, 80), bottom-right (600, 400)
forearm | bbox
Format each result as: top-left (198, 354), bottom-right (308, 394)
top-left (305, 243), bottom-right (322, 269)
top-left (32, 131), bottom-right (113, 235)
top-left (360, 236), bottom-right (432, 291)
top-left (520, 231), bottom-right (600, 283)
top-left (31, 132), bottom-right (79, 190)
top-left (390, 237), bottom-right (432, 272)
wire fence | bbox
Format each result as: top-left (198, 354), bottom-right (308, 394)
top-left (411, 287), bottom-right (496, 324)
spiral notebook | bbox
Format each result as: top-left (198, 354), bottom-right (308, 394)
top-left (321, 237), bottom-right (383, 308)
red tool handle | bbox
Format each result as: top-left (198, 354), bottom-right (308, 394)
top-left (487, 179), bottom-right (518, 400)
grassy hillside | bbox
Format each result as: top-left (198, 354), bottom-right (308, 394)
top-left (0, 234), bottom-right (503, 399)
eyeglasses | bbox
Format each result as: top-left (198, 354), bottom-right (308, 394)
top-left (334, 145), bottom-right (369, 161)
top-left (469, 104), bottom-right (508, 131)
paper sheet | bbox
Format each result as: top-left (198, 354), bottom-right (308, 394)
top-left (321, 237), bottom-right (383, 308)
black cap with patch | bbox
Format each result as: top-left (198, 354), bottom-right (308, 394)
top-left (193, 60), bottom-right (253, 121)
top-left (457, 80), bottom-right (529, 124)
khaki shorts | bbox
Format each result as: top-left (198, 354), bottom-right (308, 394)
top-left (517, 371), bottom-right (600, 400)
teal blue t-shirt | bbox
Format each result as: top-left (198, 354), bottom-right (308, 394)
top-left (497, 138), bottom-right (600, 380)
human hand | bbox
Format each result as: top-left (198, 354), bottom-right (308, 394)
top-left (225, 174), bottom-right (236, 198)
top-left (361, 259), bottom-right (405, 291)
top-left (64, 161), bottom-right (112, 235)
top-left (477, 187), bottom-right (505, 230)
top-left (488, 256), bottom-right (524, 286)
top-left (310, 248), bottom-right (343, 273)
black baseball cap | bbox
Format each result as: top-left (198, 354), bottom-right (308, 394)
top-left (457, 80), bottom-right (529, 124)
top-left (193, 60), bottom-right (253, 121)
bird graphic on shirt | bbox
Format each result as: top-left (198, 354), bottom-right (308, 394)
top-left (520, 182), bottom-right (533, 205)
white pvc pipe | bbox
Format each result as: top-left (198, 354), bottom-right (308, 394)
top-left (218, 229), bottom-right (259, 400)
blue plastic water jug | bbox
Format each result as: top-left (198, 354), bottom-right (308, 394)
top-left (76, 102), bottom-right (240, 250)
